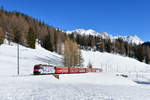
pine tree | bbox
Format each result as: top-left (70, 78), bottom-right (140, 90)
top-left (27, 27), bottom-right (36, 49)
top-left (145, 46), bottom-right (150, 64)
top-left (99, 38), bottom-right (105, 52)
top-left (42, 33), bottom-right (53, 51)
top-left (105, 39), bottom-right (111, 53)
top-left (13, 28), bottom-right (21, 44)
top-left (76, 34), bottom-right (82, 46)
top-left (136, 45), bottom-right (144, 62)
top-left (124, 42), bottom-right (129, 56)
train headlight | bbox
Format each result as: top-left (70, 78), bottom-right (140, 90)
top-left (38, 69), bottom-right (41, 72)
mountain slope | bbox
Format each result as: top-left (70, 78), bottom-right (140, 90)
top-left (1, 42), bottom-right (150, 100)
top-left (0, 40), bottom-right (149, 75)
top-left (67, 29), bottom-right (144, 44)
top-left (0, 40), bottom-right (63, 76)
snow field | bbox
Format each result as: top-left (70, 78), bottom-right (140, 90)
top-left (0, 74), bottom-right (150, 100)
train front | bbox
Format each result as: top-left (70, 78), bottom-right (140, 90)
top-left (33, 64), bottom-right (55, 75)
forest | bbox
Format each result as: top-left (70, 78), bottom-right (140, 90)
top-left (0, 6), bottom-right (150, 65)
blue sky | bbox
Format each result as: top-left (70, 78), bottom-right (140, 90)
top-left (0, 0), bottom-right (150, 41)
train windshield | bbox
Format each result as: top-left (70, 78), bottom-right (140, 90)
top-left (34, 65), bottom-right (41, 69)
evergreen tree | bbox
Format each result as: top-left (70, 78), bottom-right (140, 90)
top-left (42, 33), bottom-right (53, 51)
top-left (95, 37), bottom-right (100, 51)
top-left (145, 55), bottom-right (150, 64)
top-left (136, 45), bottom-right (144, 62)
top-left (83, 36), bottom-right (88, 50)
top-left (145, 46), bottom-right (150, 64)
top-left (99, 38), bottom-right (105, 52)
top-left (27, 27), bottom-right (36, 49)
top-left (124, 42), bottom-right (129, 56)
top-left (105, 39), bottom-right (111, 53)
top-left (13, 29), bottom-right (21, 44)
top-left (75, 34), bottom-right (82, 45)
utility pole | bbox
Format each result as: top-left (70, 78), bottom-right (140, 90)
top-left (17, 43), bottom-right (19, 75)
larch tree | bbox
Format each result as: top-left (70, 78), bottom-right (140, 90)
top-left (64, 38), bottom-right (71, 67)
top-left (0, 27), bottom-right (4, 44)
top-left (56, 30), bottom-right (62, 54)
top-left (64, 38), bottom-right (83, 67)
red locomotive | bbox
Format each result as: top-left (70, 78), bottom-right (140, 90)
top-left (33, 64), bottom-right (55, 75)
top-left (33, 64), bottom-right (103, 75)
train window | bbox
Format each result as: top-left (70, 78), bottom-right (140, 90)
top-left (34, 65), bottom-right (40, 69)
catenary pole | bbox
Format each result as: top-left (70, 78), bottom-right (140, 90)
top-left (17, 43), bottom-right (19, 75)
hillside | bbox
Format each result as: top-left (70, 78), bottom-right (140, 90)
top-left (1, 42), bottom-right (150, 99)
top-left (0, 40), bottom-right (63, 76)
top-left (82, 50), bottom-right (150, 73)
top-left (1, 40), bottom-right (150, 76)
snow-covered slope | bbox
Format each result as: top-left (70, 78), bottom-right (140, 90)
top-left (67, 29), bottom-right (144, 44)
top-left (0, 40), bottom-right (149, 76)
top-left (0, 40), bottom-right (63, 76)
top-left (82, 50), bottom-right (150, 73)
top-left (1, 41), bottom-right (150, 100)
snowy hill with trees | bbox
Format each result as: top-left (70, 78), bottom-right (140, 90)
top-left (0, 7), bottom-right (150, 65)
top-left (66, 29), bottom-right (150, 64)
top-left (1, 40), bottom-right (149, 76)
top-left (0, 41), bottom-right (150, 99)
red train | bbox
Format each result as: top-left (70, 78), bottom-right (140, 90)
top-left (33, 64), bottom-right (103, 75)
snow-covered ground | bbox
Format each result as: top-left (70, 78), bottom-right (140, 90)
top-left (0, 41), bottom-right (150, 100)
top-left (82, 50), bottom-right (150, 73)
top-left (82, 50), bottom-right (150, 82)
